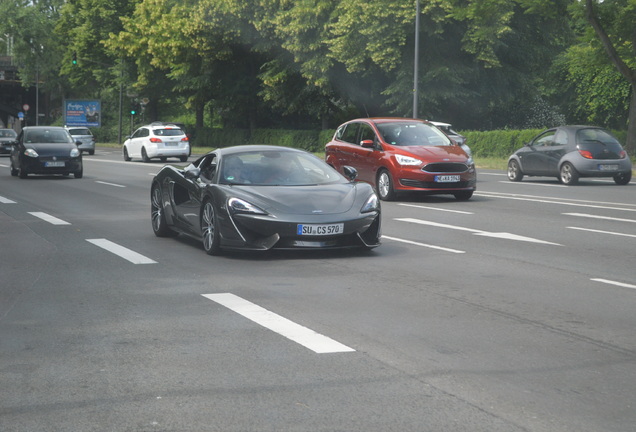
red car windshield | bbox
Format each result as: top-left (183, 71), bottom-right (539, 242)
top-left (376, 122), bottom-right (452, 147)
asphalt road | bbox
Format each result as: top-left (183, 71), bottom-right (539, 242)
top-left (1, 148), bottom-right (635, 432)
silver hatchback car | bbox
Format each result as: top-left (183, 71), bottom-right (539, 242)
top-left (507, 125), bottom-right (632, 185)
top-left (65, 126), bottom-right (95, 155)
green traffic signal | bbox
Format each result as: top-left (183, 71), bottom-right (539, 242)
top-left (72, 52), bottom-right (77, 65)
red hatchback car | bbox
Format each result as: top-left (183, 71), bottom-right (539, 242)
top-left (325, 118), bottom-right (476, 200)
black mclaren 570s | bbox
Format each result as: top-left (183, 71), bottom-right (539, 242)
top-left (150, 145), bottom-right (382, 254)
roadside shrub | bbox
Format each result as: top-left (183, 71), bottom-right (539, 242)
top-left (462, 129), bottom-right (543, 158)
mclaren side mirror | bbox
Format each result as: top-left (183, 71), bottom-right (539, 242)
top-left (342, 165), bottom-right (358, 181)
top-left (184, 167), bottom-right (201, 180)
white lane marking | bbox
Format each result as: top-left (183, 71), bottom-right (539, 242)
top-left (398, 203), bottom-right (474, 214)
top-left (591, 279), bottom-right (636, 290)
top-left (382, 235), bottom-right (465, 253)
top-left (396, 218), bottom-right (561, 245)
top-left (498, 181), bottom-right (566, 188)
top-left (202, 293), bottom-right (355, 354)
top-left (564, 213), bottom-right (636, 224)
top-left (86, 239), bottom-right (157, 264)
top-left (477, 192), bottom-right (636, 212)
top-left (567, 227), bottom-right (636, 239)
top-left (478, 172), bottom-right (507, 176)
top-left (473, 231), bottom-right (561, 245)
top-left (0, 195), bottom-right (16, 204)
top-left (28, 212), bottom-right (71, 225)
top-left (95, 180), bottom-right (126, 188)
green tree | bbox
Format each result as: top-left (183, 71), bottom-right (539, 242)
top-left (570, 0), bottom-right (636, 152)
top-left (0, 0), bottom-right (67, 122)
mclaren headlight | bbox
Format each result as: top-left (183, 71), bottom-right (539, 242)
top-left (361, 193), bottom-right (379, 213)
top-left (228, 197), bottom-right (267, 215)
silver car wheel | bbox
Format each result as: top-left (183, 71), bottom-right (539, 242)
top-left (377, 170), bottom-right (395, 201)
top-left (151, 187), bottom-right (163, 232)
top-left (507, 159), bottom-right (523, 181)
top-left (560, 162), bottom-right (578, 185)
top-left (201, 201), bottom-right (221, 255)
top-left (151, 185), bottom-right (175, 237)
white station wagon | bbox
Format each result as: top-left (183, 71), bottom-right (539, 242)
top-left (123, 122), bottom-right (190, 163)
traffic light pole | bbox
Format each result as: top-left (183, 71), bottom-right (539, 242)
top-left (71, 53), bottom-right (124, 145)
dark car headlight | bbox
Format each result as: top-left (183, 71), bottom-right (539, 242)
top-left (228, 197), bottom-right (267, 215)
top-left (70, 148), bottom-right (80, 157)
top-left (361, 194), bottom-right (379, 213)
top-left (24, 148), bottom-right (39, 158)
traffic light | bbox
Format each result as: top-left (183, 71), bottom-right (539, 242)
top-left (72, 52), bottom-right (77, 65)
top-left (130, 102), bottom-right (140, 115)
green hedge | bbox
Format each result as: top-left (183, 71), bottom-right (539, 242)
top-left (193, 127), bottom-right (335, 152)
top-left (461, 129), bottom-right (543, 158)
top-left (190, 127), bottom-right (632, 158)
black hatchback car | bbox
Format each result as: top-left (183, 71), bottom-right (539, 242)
top-left (507, 125), bottom-right (632, 185)
top-left (9, 126), bottom-right (83, 178)
top-left (0, 128), bottom-right (18, 154)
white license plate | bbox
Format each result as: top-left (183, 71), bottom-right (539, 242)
top-left (598, 164), bottom-right (619, 171)
top-left (435, 175), bottom-right (460, 183)
top-left (297, 223), bottom-right (344, 236)
top-left (45, 161), bottom-right (65, 167)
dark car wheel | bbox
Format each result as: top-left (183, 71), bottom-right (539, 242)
top-left (88, 150), bottom-right (95, 155)
top-left (18, 163), bottom-right (28, 179)
top-left (613, 171), bottom-right (631, 185)
top-left (180, 155), bottom-right (188, 162)
top-left (507, 159), bottom-right (523, 182)
top-left (123, 146), bottom-right (131, 161)
top-left (453, 190), bottom-right (473, 200)
top-left (560, 162), bottom-right (579, 185)
top-left (151, 184), bottom-right (176, 237)
top-left (74, 168), bottom-right (83, 178)
top-left (142, 147), bottom-right (151, 163)
top-left (201, 200), bottom-right (221, 255)
top-left (376, 169), bottom-right (395, 201)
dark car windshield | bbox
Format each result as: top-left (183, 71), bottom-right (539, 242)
top-left (219, 150), bottom-right (344, 186)
top-left (24, 129), bottom-right (73, 144)
top-left (0, 129), bottom-right (17, 138)
top-left (376, 122), bottom-right (452, 147)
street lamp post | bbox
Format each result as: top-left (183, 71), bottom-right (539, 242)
top-left (413, 0), bottom-right (420, 119)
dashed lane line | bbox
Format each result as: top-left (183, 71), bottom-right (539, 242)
top-left (28, 212), bottom-right (71, 225)
top-left (95, 180), bottom-right (126, 188)
top-left (382, 235), bottom-right (465, 254)
top-left (86, 238), bottom-right (157, 264)
top-left (398, 203), bottom-right (474, 214)
top-left (564, 213), bottom-right (636, 223)
top-left (567, 227), bottom-right (636, 239)
top-left (591, 279), bottom-right (636, 290)
top-left (202, 293), bottom-right (355, 354)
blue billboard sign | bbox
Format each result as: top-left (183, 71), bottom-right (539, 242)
top-left (64, 100), bottom-right (101, 127)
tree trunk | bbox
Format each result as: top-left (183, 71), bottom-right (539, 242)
top-left (626, 85), bottom-right (636, 154)
top-left (585, 0), bottom-right (636, 152)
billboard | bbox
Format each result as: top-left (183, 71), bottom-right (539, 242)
top-left (64, 99), bottom-right (101, 127)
